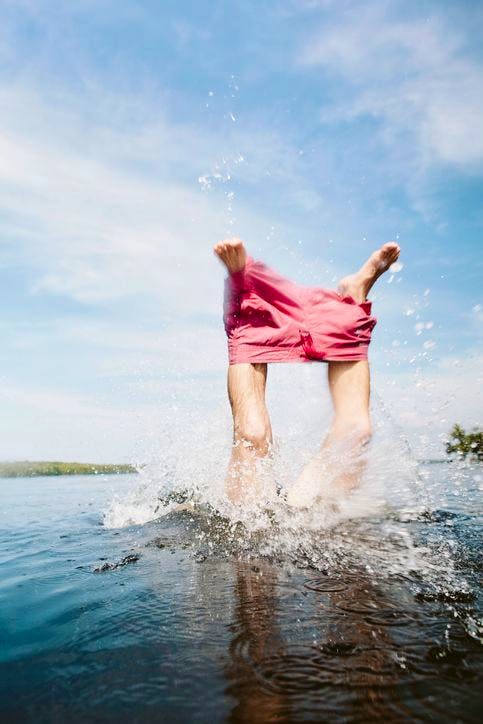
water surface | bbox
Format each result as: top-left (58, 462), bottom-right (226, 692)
top-left (0, 466), bottom-right (481, 722)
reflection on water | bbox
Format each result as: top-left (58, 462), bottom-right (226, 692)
top-left (225, 556), bottom-right (481, 722)
top-left (0, 465), bottom-right (481, 722)
top-left (226, 560), bottom-right (289, 722)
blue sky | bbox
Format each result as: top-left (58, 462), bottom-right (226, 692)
top-left (0, 0), bottom-right (481, 461)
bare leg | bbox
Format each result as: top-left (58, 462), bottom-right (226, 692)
top-left (285, 241), bottom-right (400, 508)
top-left (226, 363), bottom-right (275, 504)
top-left (213, 238), bottom-right (275, 504)
top-left (286, 361), bottom-right (371, 507)
top-left (325, 360), bottom-right (371, 491)
top-left (214, 238), bottom-right (398, 506)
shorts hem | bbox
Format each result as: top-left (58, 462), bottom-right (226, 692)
top-left (228, 344), bottom-right (369, 365)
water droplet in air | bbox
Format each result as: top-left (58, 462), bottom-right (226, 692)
top-left (198, 175), bottom-right (211, 191)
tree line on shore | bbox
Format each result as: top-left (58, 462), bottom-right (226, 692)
top-left (0, 461), bottom-right (137, 478)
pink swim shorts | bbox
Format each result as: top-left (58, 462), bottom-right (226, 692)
top-left (223, 256), bottom-right (377, 365)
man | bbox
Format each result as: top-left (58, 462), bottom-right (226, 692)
top-left (214, 238), bottom-right (400, 507)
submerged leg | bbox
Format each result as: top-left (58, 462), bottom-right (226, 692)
top-left (226, 363), bottom-right (275, 504)
top-left (286, 361), bottom-right (371, 508)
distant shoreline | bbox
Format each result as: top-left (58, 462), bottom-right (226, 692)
top-left (0, 459), bottom-right (454, 480)
top-left (0, 461), bottom-right (138, 478)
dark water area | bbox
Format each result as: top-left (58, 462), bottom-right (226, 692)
top-left (0, 467), bottom-right (482, 723)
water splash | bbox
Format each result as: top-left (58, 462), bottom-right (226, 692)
top-left (104, 379), bottom-right (422, 535)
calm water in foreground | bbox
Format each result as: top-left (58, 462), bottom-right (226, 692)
top-left (0, 465), bottom-right (482, 723)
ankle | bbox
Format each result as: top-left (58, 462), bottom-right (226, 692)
top-left (338, 274), bottom-right (367, 303)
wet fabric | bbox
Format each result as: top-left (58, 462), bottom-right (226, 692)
top-left (223, 256), bottom-right (377, 365)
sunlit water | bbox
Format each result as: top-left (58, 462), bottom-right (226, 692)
top-left (0, 459), bottom-right (481, 722)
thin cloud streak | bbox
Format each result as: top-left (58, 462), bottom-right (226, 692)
top-left (298, 3), bottom-right (483, 170)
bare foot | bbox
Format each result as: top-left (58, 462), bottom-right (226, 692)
top-left (213, 237), bottom-right (247, 274)
top-left (338, 242), bottom-right (401, 303)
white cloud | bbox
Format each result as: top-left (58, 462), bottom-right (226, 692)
top-left (0, 98), bottom-right (223, 310)
top-left (298, 3), bottom-right (483, 170)
top-left (0, 82), bottom-right (325, 312)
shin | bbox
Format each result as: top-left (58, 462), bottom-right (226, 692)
top-left (226, 363), bottom-right (275, 504)
top-left (287, 361), bottom-right (371, 507)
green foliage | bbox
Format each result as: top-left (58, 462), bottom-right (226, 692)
top-left (446, 424), bottom-right (483, 461)
top-left (0, 461), bottom-right (137, 478)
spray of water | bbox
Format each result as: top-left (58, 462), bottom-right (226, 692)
top-left (105, 364), bottom-right (419, 530)
top-left (104, 77), bottom-right (480, 642)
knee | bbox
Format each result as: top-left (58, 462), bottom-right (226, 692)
top-left (333, 419), bottom-right (372, 446)
top-left (354, 420), bottom-right (372, 445)
top-left (235, 420), bottom-right (271, 454)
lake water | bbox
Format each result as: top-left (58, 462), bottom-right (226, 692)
top-left (0, 464), bottom-right (481, 722)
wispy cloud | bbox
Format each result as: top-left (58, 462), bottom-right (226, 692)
top-left (0, 81), bottom-right (326, 310)
top-left (296, 1), bottom-right (483, 226)
top-left (0, 89), bottom-right (221, 309)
